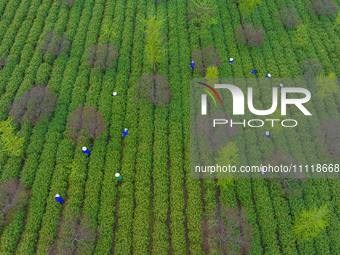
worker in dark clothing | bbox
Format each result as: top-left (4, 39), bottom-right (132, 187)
top-left (115, 173), bottom-right (123, 184)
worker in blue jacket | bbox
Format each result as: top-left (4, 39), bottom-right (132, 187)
top-left (122, 128), bottom-right (128, 137)
top-left (55, 194), bottom-right (63, 204)
top-left (191, 60), bottom-right (195, 69)
top-left (82, 146), bottom-right (90, 157)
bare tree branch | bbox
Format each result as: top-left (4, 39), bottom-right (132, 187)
top-left (86, 44), bottom-right (118, 72)
top-left (299, 59), bottom-right (323, 79)
top-left (67, 106), bottom-right (107, 146)
top-left (235, 23), bottom-right (265, 48)
top-left (0, 178), bottom-right (26, 226)
top-left (309, 0), bottom-right (337, 16)
top-left (9, 86), bottom-right (58, 126)
top-left (60, 0), bottom-right (75, 9)
top-left (264, 150), bottom-right (307, 198)
top-left (192, 45), bottom-right (221, 76)
top-left (41, 30), bottom-right (70, 58)
top-left (202, 203), bottom-right (253, 254)
top-left (134, 74), bottom-right (171, 107)
top-left (279, 5), bottom-right (301, 28)
top-left (48, 210), bottom-right (101, 254)
top-left (318, 119), bottom-right (340, 162)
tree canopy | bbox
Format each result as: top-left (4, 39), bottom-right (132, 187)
top-left (67, 106), bottom-right (107, 146)
top-left (0, 118), bottom-right (25, 159)
top-left (188, 0), bottom-right (218, 47)
top-left (9, 86), bottom-right (58, 126)
top-left (144, 16), bottom-right (165, 74)
top-left (238, 0), bottom-right (261, 24)
top-left (134, 74), bottom-right (171, 107)
top-left (292, 203), bottom-right (330, 241)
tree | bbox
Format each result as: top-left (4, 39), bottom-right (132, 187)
top-left (202, 204), bottom-right (253, 254)
top-left (9, 86), bottom-right (58, 126)
top-left (292, 203), bottom-right (330, 241)
top-left (192, 45), bottom-right (221, 76)
top-left (195, 111), bottom-right (238, 153)
top-left (238, 0), bottom-right (261, 24)
top-left (235, 23), bottom-right (265, 47)
top-left (299, 58), bottom-right (323, 79)
top-left (67, 106), bottom-right (107, 146)
top-left (264, 150), bottom-right (307, 198)
top-left (0, 56), bottom-right (9, 71)
top-left (214, 141), bottom-right (239, 188)
top-left (0, 118), bottom-right (25, 159)
top-left (0, 178), bottom-right (26, 226)
top-left (87, 44), bottom-right (118, 72)
top-left (134, 74), bottom-right (171, 107)
top-left (188, 0), bottom-right (218, 47)
top-left (144, 15), bottom-right (165, 74)
top-left (279, 5), bottom-right (301, 29)
top-left (41, 30), bottom-right (70, 58)
top-left (318, 119), bottom-right (340, 162)
top-left (48, 210), bottom-right (101, 254)
top-left (203, 66), bottom-right (220, 108)
top-left (60, 0), bottom-right (75, 9)
top-left (316, 72), bottom-right (339, 107)
top-left (67, 159), bottom-right (85, 183)
top-left (309, 0), bottom-right (337, 16)
top-left (292, 24), bottom-right (309, 50)
top-left (205, 66), bottom-right (219, 79)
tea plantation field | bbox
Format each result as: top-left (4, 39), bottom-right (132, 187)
top-left (0, 0), bottom-right (340, 254)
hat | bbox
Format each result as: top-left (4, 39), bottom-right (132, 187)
top-left (82, 147), bottom-right (87, 151)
